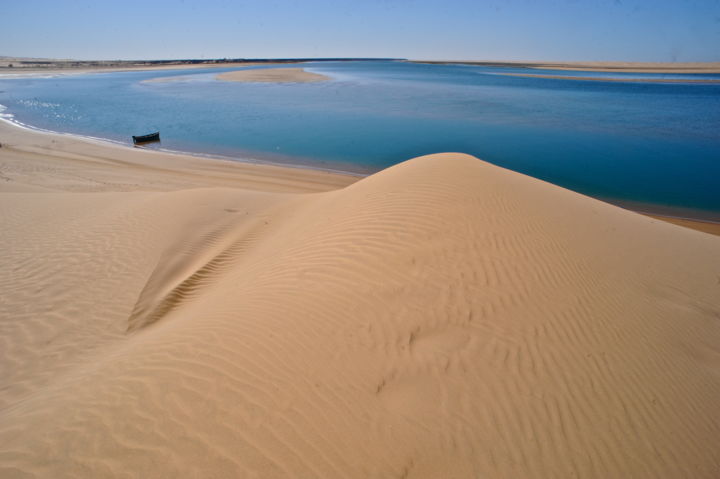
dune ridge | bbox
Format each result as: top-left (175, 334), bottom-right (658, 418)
top-left (1, 147), bottom-right (720, 478)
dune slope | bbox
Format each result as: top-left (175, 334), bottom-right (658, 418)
top-left (1, 153), bottom-right (719, 478)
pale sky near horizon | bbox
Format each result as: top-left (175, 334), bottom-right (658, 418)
top-left (2, 0), bottom-right (719, 62)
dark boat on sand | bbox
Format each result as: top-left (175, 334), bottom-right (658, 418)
top-left (132, 132), bottom-right (160, 144)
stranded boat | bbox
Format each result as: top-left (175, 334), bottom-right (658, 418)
top-left (132, 132), bottom-right (160, 144)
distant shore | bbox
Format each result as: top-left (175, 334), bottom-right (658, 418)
top-left (494, 72), bottom-right (720, 83)
top-left (0, 57), bottom-right (397, 75)
top-left (0, 58), bottom-right (281, 75)
top-left (5, 58), bottom-right (720, 76)
top-left (411, 60), bottom-right (720, 74)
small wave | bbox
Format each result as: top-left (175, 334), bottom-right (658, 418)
top-left (0, 103), bottom-right (14, 120)
top-left (0, 73), bottom-right (63, 80)
top-left (17, 99), bottom-right (62, 109)
top-left (0, 71), bottom-right (93, 80)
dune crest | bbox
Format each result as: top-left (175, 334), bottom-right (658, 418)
top-left (1, 153), bottom-right (719, 478)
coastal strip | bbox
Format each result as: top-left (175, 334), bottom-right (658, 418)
top-left (0, 118), bottom-right (717, 234)
top-left (411, 60), bottom-right (720, 74)
top-left (0, 119), bottom-right (355, 193)
top-left (0, 57), bottom-right (396, 75)
top-left (493, 72), bottom-right (720, 83)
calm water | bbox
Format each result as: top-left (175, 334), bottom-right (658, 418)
top-left (1, 61), bottom-right (719, 219)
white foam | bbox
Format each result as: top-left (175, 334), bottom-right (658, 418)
top-left (0, 71), bottom-right (96, 80)
top-left (0, 103), bottom-right (14, 120)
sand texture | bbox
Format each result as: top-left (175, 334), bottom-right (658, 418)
top-left (1, 123), bottom-right (720, 478)
top-left (217, 68), bottom-right (330, 83)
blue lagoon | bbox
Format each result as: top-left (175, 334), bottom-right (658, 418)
top-left (1, 61), bottom-right (719, 219)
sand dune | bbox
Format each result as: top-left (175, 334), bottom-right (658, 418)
top-left (1, 125), bottom-right (720, 478)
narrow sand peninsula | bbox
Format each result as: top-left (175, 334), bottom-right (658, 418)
top-left (533, 61), bottom-right (720, 73)
top-left (1, 123), bottom-right (720, 478)
top-left (413, 60), bottom-right (720, 73)
top-left (0, 59), bottom-right (285, 75)
top-left (217, 67), bottom-right (330, 83)
top-left (496, 72), bottom-right (720, 83)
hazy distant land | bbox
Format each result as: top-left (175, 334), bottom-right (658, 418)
top-left (0, 57), bottom-right (397, 74)
top-left (495, 72), bottom-right (720, 83)
top-left (3, 57), bottom-right (720, 74)
top-left (411, 60), bottom-right (720, 73)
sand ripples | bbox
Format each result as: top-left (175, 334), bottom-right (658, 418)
top-left (1, 154), bottom-right (719, 478)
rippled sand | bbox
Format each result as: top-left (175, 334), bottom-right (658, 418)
top-left (1, 121), bottom-right (719, 478)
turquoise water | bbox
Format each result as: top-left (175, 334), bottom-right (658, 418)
top-left (1, 61), bottom-right (719, 219)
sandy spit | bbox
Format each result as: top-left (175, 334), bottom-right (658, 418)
top-left (0, 61), bottom-right (288, 76)
top-left (216, 67), bottom-right (330, 83)
top-left (495, 72), bottom-right (720, 83)
top-left (412, 60), bottom-right (720, 73)
top-left (1, 122), bottom-right (720, 478)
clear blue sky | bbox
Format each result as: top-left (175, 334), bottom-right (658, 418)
top-left (2, 0), bottom-right (719, 62)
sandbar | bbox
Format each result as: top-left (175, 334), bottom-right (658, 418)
top-left (217, 67), bottom-right (330, 83)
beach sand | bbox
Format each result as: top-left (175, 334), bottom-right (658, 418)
top-left (644, 214), bottom-right (720, 236)
top-left (216, 67), bottom-right (330, 83)
top-left (1, 121), bottom-right (720, 478)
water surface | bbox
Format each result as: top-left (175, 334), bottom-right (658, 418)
top-left (1, 61), bottom-right (718, 219)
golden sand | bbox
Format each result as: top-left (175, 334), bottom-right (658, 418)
top-left (1, 121), bottom-right (719, 478)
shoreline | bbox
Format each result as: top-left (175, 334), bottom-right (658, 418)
top-left (0, 58), bottom-right (401, 76)
top-left (0, 113), bottom-right (366, 179)
top-left (0, 117), bottom-right (358, 194)
top-left (642, 214), bottom-right (720, 236)
top-left (493, 72), bottom-right (720, 83)
top-left (0, 62), bottom-right (290, 77)
top-left (411, 60), bottom-right (720, 74)
top-left (2, 117), bottom-right (718, 235)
